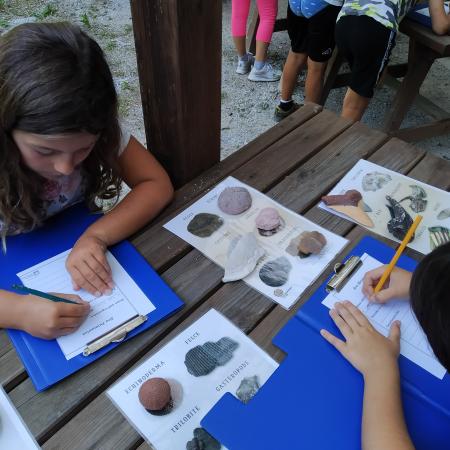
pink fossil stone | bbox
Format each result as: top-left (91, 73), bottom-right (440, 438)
top-left (255, 208), bottom-right (282, 231)
top-left (218, 187), bottom-right (252, 215)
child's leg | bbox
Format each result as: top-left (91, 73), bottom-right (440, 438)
top-left (281, 4), bottom-right (309, 101)
top-left (335, 15), bottom-right (396, 121)
top-left (342, 87), bottom-right (370, 121)
top-left (304, 58), bottom-right (327, 104)
top-left (255, 0), bottom-right (278, 62)
top-left (281, 50), bottom-right (307, 101)
top-left (303, 5), bottom-right (341, 104)
top-left (231, 0), bottom-right (251, 57)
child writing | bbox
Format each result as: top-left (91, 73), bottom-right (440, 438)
top-left (0, 23), bottom-right (174, 340)
top-left (274, 0), bottom-right (342, 121)
top-left (321, 242), bottom-right (450, 449)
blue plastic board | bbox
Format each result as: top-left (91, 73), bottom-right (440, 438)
top-left (0, 204), bottom-right (184, 391)
top-left (202, 236), bottom-right (450, 449)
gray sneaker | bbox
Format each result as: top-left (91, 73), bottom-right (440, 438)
top-left (248, 63), bottom-right (281, 82)
top-left (236, 53), bottom-right (255, 75)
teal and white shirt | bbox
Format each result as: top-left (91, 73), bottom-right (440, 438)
top-left (338, 0), bottom-right (418, 31)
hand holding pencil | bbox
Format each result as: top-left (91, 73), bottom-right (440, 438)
top-left (7, 287), bottom-right (90, 340)
top-left (362, 215), bottom-right (422, 303)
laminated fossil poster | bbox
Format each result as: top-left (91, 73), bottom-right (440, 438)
top-left (164, 176), bottom-right (348, 309)
top-left (107, 309), bottom-right (278, 450)
top-left (319, 159), bottom-right (450, 255)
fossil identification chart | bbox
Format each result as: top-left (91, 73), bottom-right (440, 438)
top-left (319, 160), bottom-right (450, 254)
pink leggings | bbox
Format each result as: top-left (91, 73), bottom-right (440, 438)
top-left (231, 0), bottom-right (278, 43)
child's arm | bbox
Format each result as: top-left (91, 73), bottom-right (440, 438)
top-left (321, 302), bottom-right (415, 450)
top-left (66, 136), bottom-right (174, 295)
top-left (362, 266), bottom-right (412, 303)
top-left (429, 0), bottom-right (450, 35)
top-left (0, 289), bottom-right (90, 339)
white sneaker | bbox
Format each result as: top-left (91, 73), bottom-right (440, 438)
top-left (248, 63), bottom-right (281, 82)
top-left (236, 53), bottom-right (255, 75)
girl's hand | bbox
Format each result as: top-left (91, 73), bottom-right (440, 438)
top-left (66, 234), bottom-right (114, 296)
top-left (362, 266), bottom-right (412, 304)
top-left (320, 301), bottom-right (401, 377)
top-left (21, 293), bottom-right (90, 339)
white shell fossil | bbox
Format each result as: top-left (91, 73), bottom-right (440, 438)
top-left (362, 172), bottom-right (392, 192)
top-left (222, 233), bottom-right (265, 283)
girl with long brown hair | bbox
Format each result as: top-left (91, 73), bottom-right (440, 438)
top-left (0, 22), bottom-right (173, 339)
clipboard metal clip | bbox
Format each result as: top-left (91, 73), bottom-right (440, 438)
top-left (326, 256), bottom-right (362, 293)
top-left (83, 314), bottom-right (148, 357)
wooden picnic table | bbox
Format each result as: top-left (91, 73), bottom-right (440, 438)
top-left (1, 105), bottom-right (450, 449)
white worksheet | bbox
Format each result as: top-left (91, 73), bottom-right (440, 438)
top-left (17, 249), bottom-right (155, 359)
top-left (322, 253), bottom-right (446, 379)
top-left (0, 386), bottom-right (40, 450)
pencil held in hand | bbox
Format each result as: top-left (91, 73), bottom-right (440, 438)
top-left (12, 284), bottom-right (79, 305)
top-left (374, 215), bottom-right (423, 294)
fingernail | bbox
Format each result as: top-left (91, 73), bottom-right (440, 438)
top-left (104, 289), bottom-right (112, 296)
top-left (95, 291), bottom-right (101, 297)
top-left (344, 300), bottom-right (351, 305)
top-left (108, 281), bottom-right (115, 289)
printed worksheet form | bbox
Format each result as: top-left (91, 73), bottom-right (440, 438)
top-left (322, 253), bottom-right (446, 379)
top-left (17, 249), bottom-right (155, 359)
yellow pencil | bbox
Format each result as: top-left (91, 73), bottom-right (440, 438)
top-left (374, 215), bottom-right (423, 294)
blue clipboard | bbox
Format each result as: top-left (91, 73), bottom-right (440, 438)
top-left (0, 204), bottom-right (184, 391)
top-left (202, 236), bottom-right (450, 450)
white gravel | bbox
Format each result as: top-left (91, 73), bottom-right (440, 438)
top-left (1, 0), bottom-right (449, 161)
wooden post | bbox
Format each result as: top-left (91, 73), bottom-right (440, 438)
top-left (130, 0), bottom-right (222, 188)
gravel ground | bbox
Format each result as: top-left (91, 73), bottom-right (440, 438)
top-left (1, 0), bottom-right (449, 161)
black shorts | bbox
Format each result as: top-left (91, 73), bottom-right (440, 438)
top-left (287, 3), bottom-right (340, 62)
top-left (335, 15), bottom-right (396, 98)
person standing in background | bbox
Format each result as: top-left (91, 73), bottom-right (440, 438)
top-left (231, 0), bottom-right (281, 82)
top-left (274, 0), bottom-right (342, 121)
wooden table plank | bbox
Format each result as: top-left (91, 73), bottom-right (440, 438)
top-left (0, 350), bottom-right (26, 391)
top-left (0, 330), bottom-right (12, 358)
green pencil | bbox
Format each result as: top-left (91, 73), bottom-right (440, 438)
top-left (12, 284), bottom-right (78, 305)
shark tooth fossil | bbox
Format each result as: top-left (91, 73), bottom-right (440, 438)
top-left (322, 189), bottom-right (374, 228)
